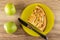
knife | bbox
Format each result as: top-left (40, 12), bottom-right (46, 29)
top-left (18, 18), bottom-right (48, 40)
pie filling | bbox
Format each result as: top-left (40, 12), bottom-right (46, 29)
top-left (27, 5), bottom-right (46, 31)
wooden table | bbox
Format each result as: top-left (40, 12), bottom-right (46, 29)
top-left (0, 0), bottom-right (60, 40)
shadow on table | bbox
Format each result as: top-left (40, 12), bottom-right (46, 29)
top-left (15, 1), bottom-right (26, 16)
top-left (13, 19), bottom-right (29, 36)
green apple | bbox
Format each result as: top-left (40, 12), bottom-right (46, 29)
top-left (4, 21), bottom-right (17, 34)
top-left (4, 3), bottom-right (16, 16)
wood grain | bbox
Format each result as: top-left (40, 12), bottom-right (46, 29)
top-left (0, 0), bottom-right (60, 40)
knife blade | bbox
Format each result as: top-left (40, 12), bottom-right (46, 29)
top-left (18, 18), bottom-right (48, 40)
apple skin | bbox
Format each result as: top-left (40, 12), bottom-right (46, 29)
top-left (4, 22), bottom-right (17, 34)
top-left (5, 3), bottom-right (16, 16)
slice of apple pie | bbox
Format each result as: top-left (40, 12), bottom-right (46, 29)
top-left (27, 5), bottom-right (46, 31)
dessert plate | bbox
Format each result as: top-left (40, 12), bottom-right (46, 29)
top-left (20, 3), bottom-right (54, 37)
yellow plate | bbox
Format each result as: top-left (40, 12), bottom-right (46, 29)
top-left (20, 3), bottom-right (54, 37)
